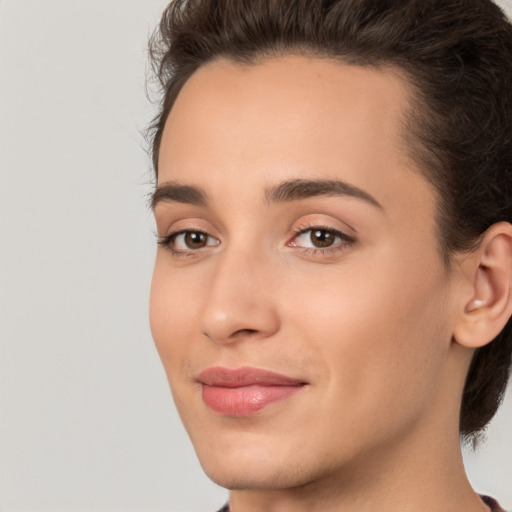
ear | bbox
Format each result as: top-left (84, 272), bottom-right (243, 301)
top-left (453, 222), bottom-right (512, 349)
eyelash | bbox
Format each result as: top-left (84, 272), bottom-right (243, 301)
top-left (157, 229), bottom-right (217, 258)
top-left (288, 224), bottom-right (356, 256)
top-left (156, 225), bottom-right (356, 258)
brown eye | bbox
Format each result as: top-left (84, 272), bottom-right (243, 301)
top-left (310, 229), bottom-right (336, 248)
top-left (288, 226), bottom-right (355, 253)
top-left (163, 230), bottom-right (220, 253)
top-left (184, 231), bottom-right (208, 249)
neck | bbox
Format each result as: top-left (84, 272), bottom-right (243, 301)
top-left (229, 416), bottom-right (487, 512)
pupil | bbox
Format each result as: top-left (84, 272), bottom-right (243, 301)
top-left (311, 229), bottom-right (334, 248)
top-left (185, 232), bottom-right (206, 248)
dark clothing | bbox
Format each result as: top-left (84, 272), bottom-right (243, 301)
top-left (217, 495), bottom-right (507, 511)
top-left (482, 495), bottom-right (507, 512)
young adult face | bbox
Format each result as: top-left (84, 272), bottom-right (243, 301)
top-left (150, 56), bottom-right (469, 493)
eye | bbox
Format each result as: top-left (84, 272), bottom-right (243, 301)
top-left (289, 227), bottom-right (355, 251)
top-left (299, 229), bottom-right (338, 248)
top-left (174, 231), bottom-right (213, 250)
top-left (158, 230), bottom-right (220, 254)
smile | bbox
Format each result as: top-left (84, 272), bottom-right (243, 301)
top-left (197, 367), bottom-right (307, 417)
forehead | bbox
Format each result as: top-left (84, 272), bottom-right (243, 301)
top-left (158, 55), bottom-right (434, 223)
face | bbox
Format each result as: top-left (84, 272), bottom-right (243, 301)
top-left (150, 56), bottom-right (460, 490)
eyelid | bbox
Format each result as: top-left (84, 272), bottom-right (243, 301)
top-left (290, 217), bottom-right (355, 239)
top-left (286, 222), bottom-right (357, 255)
top-left (175, 230), bottom-right (219, 247)
top-left (155, 217), bottom-right (356, 258)
top-left (157, 223), bottom-right (221, 257)
top-left (289, 226), bottom-right (354, 243)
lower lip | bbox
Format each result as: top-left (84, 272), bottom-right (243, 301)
top-left (201, 384), bottom-right (304, 416)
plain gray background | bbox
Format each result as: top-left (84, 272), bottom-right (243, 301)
top-left (0, 1), bottom-right (511, 511)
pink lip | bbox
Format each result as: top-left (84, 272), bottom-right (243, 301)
top-left (198, 367), bottom-right (307, 416)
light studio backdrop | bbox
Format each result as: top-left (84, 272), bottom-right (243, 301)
top-left (0, 1), bottom-right (511, 511)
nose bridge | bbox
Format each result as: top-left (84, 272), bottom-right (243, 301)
top-left (200, 242), bottom-right (280, 343)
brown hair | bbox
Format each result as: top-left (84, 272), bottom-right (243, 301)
top-left (148, 0), bottom-right (512, 442)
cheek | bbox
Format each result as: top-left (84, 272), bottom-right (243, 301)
top-left (286, 253), bottom-right (451, 426)
top-left (149, 260), bottom-right (198, 378)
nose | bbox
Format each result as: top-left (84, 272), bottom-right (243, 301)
top-left (200, 248), bottom-right (280, 344)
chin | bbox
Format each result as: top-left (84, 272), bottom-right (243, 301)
top-left (194, 435), bottom-right (330, 491)
top-left (201, 459), bottom-right (319, 491)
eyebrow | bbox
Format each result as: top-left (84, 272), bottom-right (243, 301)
top-left (151, 181), bottom-right (208, 210)
top-left (265, 178), bottom-right (383, 209)
top-left (151, 178), bottom-right (383, 210)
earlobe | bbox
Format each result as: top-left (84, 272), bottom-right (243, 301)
top-left (453, 222), bottom-right (512, 349)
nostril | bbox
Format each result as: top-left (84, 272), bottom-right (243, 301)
top-left (202, 328), bottom-right (257, 340)
top-left (233, 328), bottom-right (259, 337)
top-left (201, 299), bottom-right (280, 344)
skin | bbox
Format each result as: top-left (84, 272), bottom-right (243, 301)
top-left (150, 56), bottom-right (493, 512)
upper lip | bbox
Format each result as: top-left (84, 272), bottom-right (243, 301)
top-left (197, 366), bottom-right (306, 388)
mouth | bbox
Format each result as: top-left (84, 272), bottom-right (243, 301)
top-left (197, 366), bottom-right (307, 417)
